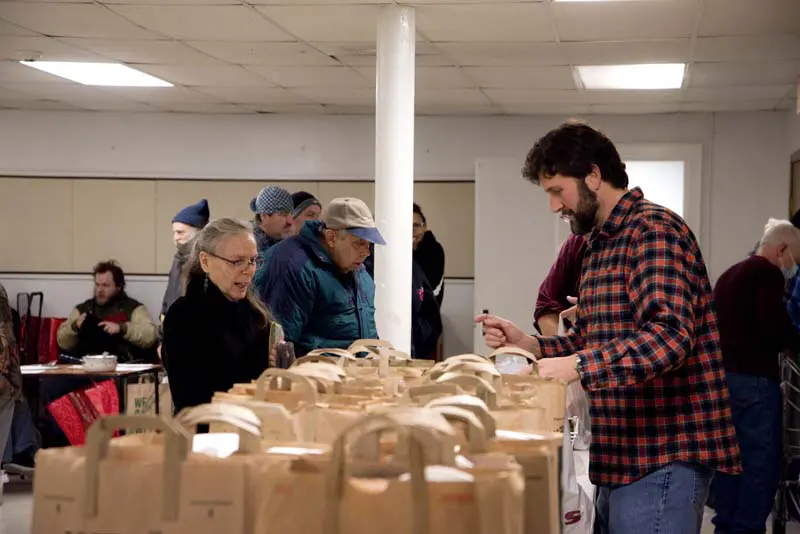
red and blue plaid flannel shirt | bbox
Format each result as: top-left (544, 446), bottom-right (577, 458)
top-left (538, 188), bottom-right (741, 486)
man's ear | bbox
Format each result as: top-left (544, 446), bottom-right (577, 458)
top-left (584, 165), bottom-right (602, 191)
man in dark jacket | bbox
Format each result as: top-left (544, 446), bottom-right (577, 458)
top-left (251, 185), bottom-right (294, 255)
top-left (258, 198), bottom-right (384, 356)
top-left (412, 203), bottom-right (446, 306)
top-left (161, 199), bottom-right (209, 324)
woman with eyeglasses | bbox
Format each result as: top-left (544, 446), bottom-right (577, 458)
top-left (162, 217), bottom-right (276, 415)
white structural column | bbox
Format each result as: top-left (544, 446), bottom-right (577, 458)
top-left (374, 5), bottom-right (416, 354)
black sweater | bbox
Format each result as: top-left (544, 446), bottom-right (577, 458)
top-left (162, 276), bottom-right (270, 414)
top-left (714, 255), bottom-right (798, 381)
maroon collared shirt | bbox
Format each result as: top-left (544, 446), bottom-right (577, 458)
top-left (534, 233), bottom-right (587, 330)
top-left (538, 188), bottom-right (741, 486)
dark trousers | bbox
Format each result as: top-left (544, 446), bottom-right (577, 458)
top-left (712, 372), bottom-right (782, 534)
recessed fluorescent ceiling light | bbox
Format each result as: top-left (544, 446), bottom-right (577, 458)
top-left (19, 61), bottom-right (172, 87)
top-left (576, 63), bottom-right (686, 90)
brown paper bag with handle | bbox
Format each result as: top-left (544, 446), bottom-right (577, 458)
top-left (256, 409), bottom-right (524, 534)
top-left (32, 414), bottom-right (189, 534)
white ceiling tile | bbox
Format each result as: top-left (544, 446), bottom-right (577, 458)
top-left (561, 40), bottom-right (691, 66)
top-left (61, 38), bottom-right (222, 65)
top-left (681, 100), bottom-right (784, 112)
top-left (293, 88), bottom-right (374, 106)
top-left (153, 102), bottom-right (254, 114)
top-left (583, 90), bottom-right (683, 105)
top-left (0, 84), bottom-right (37, 99)
top-left (62, 98), bottom-right (158, 112)
top-left (689, 61), bottom-right (800, 87)
top-left (191, 85), bottom-right (314, 105)
top-left (699, 0), bottom-right (800, 37)
top-left (694, 36), bottom-right (800, 63)
top-left (312, 41), bottom-right (451, 66)
top-left (256, 5), bottom-right (381, 42)
top-left (553, 1), bottom-right (697, 42)
top-left (108, 5), bottom-right (292, 42)
top-left (589, 103), bottom-right (682, 114)
top-left (249, 0), bottom-right (390, 4)
top-left (136, 64), bottom-right (274, 87)
top-left (0, 98), bottom-right (80, 110)
top-left (682, 85), bottom-right (793, 102)
top-left (0, 3), bottom-right (159, 39)
top-left (483, 89), bottom-right (585, 105)
top-left (323, 104), bottom-right (373, 115)
top-left (101, 86), bottom-right (227, 105)
top-left (249, 66), bottom-right (371, 88)
top-left (417, 4), bottom-right (556, 42)
top-left (0, 19), bottom-right (38, 36)
top-left (185, 41), bottom-right (338, 67)
top-left (463, 66), bottom-right (576, 90)
top-left (499, 103), bottom-right (590, 116)
top-left (0, 81), bottom-right (114, 100)
top-left (0, 36), bottom-right (102, 62)
top-left (416, 89), bottom-right (491, 106)
top-left (247, 104), bottom-right (328, 114)
top-left (434, 42), bottom-right (566, 66)
top-left (101, 0), bottom-right (240, 4)
top-left (417, 104), bottom-right (499, 116)
top-left (0, 60), bottom-right (71, 83)
top-left (357, 66), bottom-right (476, 89)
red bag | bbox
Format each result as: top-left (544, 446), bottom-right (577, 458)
top-left (47, 379), bottom-right (120, 445)
top-left (37, 317), bottom-right (65, 363)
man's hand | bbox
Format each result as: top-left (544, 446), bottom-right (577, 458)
top-left (99, 321), bottom-right (121, 335)
top-left (538, 355), bottom-right (580, 383)
top-left (474, 313), bottom-right (525, 348)
top-left (561, 296), bottom-right (578, 323)
top-left (76, 313), bottom-right (87, 329)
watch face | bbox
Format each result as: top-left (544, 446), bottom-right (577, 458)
top-left (494, 354), bottom-right (531, 375)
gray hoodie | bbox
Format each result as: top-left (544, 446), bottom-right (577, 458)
top-left (161, 239), bottom-right (193, 323)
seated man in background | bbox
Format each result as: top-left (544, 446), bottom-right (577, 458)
top-left (57, 260), bottom-right (159, 363)
top-left (251, 185), bottom-right (294, 255)
top-left (259, 197), bottom-right (384, 356)
top-left (534, 232), bottom-right (586, 335)
top-left (712, 218), bottom-right (800, 534)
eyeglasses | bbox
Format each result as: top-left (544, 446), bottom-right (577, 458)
top-left (207, 251), bottom-right (263, 271)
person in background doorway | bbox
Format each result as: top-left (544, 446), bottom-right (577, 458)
top-left (476, 122), bottom-right (740, 534)
top-left (161, 199), bottom-right (209, 324)
top-left (163, 218), bottom-right (274, 415)
top-left (413, 203), bottom-right (446, 306)
top-left (534, 232), bottom-right (587, 335)
top-left (251, 185), bottom-right (294, 255)
top-left (259, 197), bottom-right (384, 356)
top-left (56, 260), bottom-right (159, 363)
top-left (291, 191), bottom-right (322, 235)
top-left (712, 218), bottom-right (800, 534)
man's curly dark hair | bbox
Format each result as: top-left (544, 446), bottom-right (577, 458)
top-left (522, 121), bottom-right (628, 189)
top-left (93, 260), bottom-right (126, 291)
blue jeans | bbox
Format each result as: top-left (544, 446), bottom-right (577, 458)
top-left (596, 461), bottom-right (713, 534)
top-left (712, 372), bottom-right (782, 534)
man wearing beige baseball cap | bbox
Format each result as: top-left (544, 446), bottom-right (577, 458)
top-left (255, 197), bottom-right (385, 356)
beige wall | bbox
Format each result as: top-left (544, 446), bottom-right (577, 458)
top-left (0, 177), bottom-right (474, 278)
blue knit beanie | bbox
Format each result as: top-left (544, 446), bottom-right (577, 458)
top-left (172, 199), bottom-right (209, 229)
top-left (250, 185), bottom-right (293, 215)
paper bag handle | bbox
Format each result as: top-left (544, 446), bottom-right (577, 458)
top-left (487, 346), bottom-right (539, 373)
top-left (324, 410), bottom-right (452, 534)
top-left (305, 348), bottom-right (358, 364)
top-left (435, 372), bottom-right (499, 409)
top-left (425, 405), bottom-right (489, 453)
top-left (291, 354), bottom-right (339, 367)
top-left (174, 403), bottom-right (263, 453)
top-left (83, 415), bottom-right (189, 521)
top-left (255, 368), bottom-right (319, 406)
top-left (425, 395), bottom-right (497, 438)
top-left (404, 383), bottom-right (461, 402)
top-left (447, 353), bottom-right (492, 363)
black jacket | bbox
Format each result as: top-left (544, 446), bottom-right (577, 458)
top-left (414, 231), bottom-right (446, 306)
top-left (162, 275), bottom-right (270, 414)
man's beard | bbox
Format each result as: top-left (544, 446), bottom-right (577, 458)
top-left (562, 180), bottom-right (599, 236)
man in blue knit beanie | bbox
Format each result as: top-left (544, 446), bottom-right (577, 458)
top-left (161, 199), bottom-right (210, 323)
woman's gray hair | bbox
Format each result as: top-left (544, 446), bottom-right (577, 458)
top-left (184, 217), bottom-right (272, 327)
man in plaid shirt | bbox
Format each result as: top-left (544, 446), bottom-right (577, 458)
top-left (477, 122), bottom-right (740, 533)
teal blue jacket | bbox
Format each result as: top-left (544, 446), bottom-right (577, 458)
top-left (254, 221), bottom-right (378, 355)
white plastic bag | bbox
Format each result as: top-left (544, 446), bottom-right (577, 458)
top-left (561, 424), bottom-right (595, 533)
top-left (558, 313), bottom-right (592, 451)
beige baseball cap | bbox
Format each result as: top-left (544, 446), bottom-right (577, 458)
top-left (321, 197), bottom-right (386, 245)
